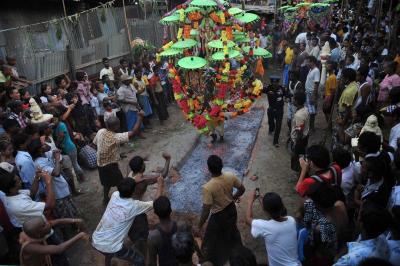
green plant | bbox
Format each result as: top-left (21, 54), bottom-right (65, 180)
top-left (131, 41), bottom-right (156, 60)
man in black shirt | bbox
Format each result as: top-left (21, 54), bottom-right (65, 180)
top-left (264, 76), bottom-right (286, 147)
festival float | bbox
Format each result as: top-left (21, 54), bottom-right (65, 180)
top-left (280, 0), bottom-right (336, 34)
top-left (157, 0), bottom-right (272, 134)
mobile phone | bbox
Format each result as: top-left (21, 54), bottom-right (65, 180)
top-left (255, 188), bottom-right (260, 198)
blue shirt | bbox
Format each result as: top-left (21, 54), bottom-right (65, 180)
top-left (54, 122), bottom-right (76, 154)
top-left (15, 151), bottom-right (45, 195)
top-left (334, 235), bottom-right (390, 266)
top-left (330, 47), bottom-right (341, 63)
top-left (34, 155), bottom-right (70, 200)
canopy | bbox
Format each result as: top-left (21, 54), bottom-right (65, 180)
top-left (171, 39), bottom-right (197, 49)
top-left (178, 56), bottom-right (207, 69)
top-left (211, 50), bottom-right (242, 61)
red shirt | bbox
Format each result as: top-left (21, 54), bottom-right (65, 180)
top-left (296, 163), bottom-right (342, 197)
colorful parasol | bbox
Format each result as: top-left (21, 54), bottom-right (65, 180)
top-left (310, 3), bottom-right (331, 7)
top-left (190, 0), bottom-right (217, 8)
top-left (190, 29), bottom-right (199, 36)
top-left (171, 39), bottom-right (198, 49)
top-left (159, 49), bottom-right (183, 58)
top-left (211, 50), bottom-right (242, 61)
top-left (235, 37), bottom-right (251, 43)
top-left (296, 2), bottom-right (311, 7)
top-left (234, 12), bottom-right (260, 24)
top-left (159, 14), bottom-right (180, 25)
top-left (207, 40), bottom-right (236, 49)
top-left (242, 46), bottom-right (272, 58)
top-left (177, 56), bottom-right (207, 69)
top-left (285, 6), bottom-right (299, 12)
top-left (279, 5), bottom-right (291, 10)
top-left (228, 7), bottom-right (244, 16)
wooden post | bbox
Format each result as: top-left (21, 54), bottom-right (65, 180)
top-left (61, 0), bottom-right (68, 17)
top-left (122, 0), bottom-right (133, 57)
top-left (66, 44), bottom-right (76, 79)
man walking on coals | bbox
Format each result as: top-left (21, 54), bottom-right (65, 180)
top-left (264, 76), bottom-right (286, 147)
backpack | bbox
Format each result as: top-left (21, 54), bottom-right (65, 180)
top-left (310, 164), bottom-right (345, 203)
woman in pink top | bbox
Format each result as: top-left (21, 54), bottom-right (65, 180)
top-left (378, 61), bottom-right (400, 106)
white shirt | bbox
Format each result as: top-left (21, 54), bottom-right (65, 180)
top-left (92, 191), bottom-right (153, 253)
top-left (389, 123), bottom-right (400, 150)
top-left (295, 32), bottom-right (307, 44)
top-left (259, 35), bottom-right (268, 48)
top-left (341, 165), bottom-right (355, 196)
top-left (251, 217), bottom-right (301, 266)
top-left (305, 67), bottom-right (320, 93)
top-left (103, 108), bottom-right (120, 123)
top-left (5, 190), bottom-right (45, 228)
top-left (100, 67), bottom-right (115, 81)
top-left (387, 186), bottom-right (400, 210)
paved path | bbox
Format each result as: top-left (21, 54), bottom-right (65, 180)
top-left (168, 108), bottom-right (265, 213)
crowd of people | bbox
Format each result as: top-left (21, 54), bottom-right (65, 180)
top-left (0, 0), bottom-right (400, 266)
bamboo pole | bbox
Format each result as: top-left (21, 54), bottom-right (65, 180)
top-left (122, 0), bottom-right (133, 50)
top-left (61, 0), bottom-right (68, 17)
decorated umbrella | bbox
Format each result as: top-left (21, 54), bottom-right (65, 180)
top-left (235, 36), bottom-right (251, 43)
top-left (242, 46), bottom-right (272, 58)
top-left (190, 0), bottom-right (217, 8)
top-left (228, 7), bottom-right (243, 16)
top-left (207, 40), bottom-right (236, 49)
top-left (296, 2), bottom-right (311, 7)
top-left (183, 6), bottom-right (201, 13)
top-left (279, 5), bottom-right (291, 10)
top-left (160, 14), bottom-right (180, 25)
top-left (190, 29), bottom-right (199, 36)
top-left (159, 49), bottom-right (183, 58)
top-left (234, 12), bottom-right (260, 24)
top-left (178, 56), bottom-right (207, 69)
top-left (310, 3), bottom-right (331, 7)
top-left (172, 39), bottom-right (198, 49)
top-left (285, 6), bottom-right (299, 12)
top-left (211, 50), bottom-right (242, 61)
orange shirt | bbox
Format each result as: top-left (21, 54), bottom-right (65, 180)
top-left (325, 73), bottom-right (337, 97)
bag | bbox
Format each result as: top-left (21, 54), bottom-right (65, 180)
top-left (78, 144), bottom-right (97, 169)
top-left (310, 164), bottom-right (345, 202)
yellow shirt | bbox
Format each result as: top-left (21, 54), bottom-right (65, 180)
top-left (325, 73), bottom-right (338, 97)
top-left (202, 172), bottom-right (241, 214)
top-left (338, 82), bottom-right (358, 112)
top-left (285, 47), bottom-right (294, 65)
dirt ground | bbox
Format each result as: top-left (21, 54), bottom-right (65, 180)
top-left (66, 85), bottom-right (327, 265)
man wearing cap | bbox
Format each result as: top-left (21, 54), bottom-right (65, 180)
top-left (117, 74), bottom-right (142, 132)
top-left (0, 162), bottom-right (55, 228)
top-left (264, 76), bottom-right (286, 147)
